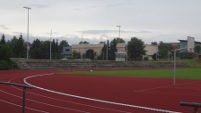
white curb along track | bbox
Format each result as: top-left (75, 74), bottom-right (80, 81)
top-left (24, 73), bottom-right (181, 113)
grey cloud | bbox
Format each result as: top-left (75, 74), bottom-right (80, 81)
top-left (12, 32), bottom-right (24, 35)
top-left (72, 8), bottom-right (81, 11)
top-left (30, 4), bottom-right (49, 8)
top-left (77, 30), bottom-right (152, 35)
top-left (133, 30), bottom-right (153, 34)
top-left (44, 31), bottom-right (60, 35)
top-left (106, 2), bottom-right (123, 7)
top-left (0, 25), bottom-right (8, 30)
top-left (58, 34), bottom-right (107, 45)
top-left (0, 32), bottom-right (13, 41)
top-left (78, 30), bottom-right (116, 34)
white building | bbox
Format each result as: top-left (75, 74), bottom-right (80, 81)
top-left (71, 43), bottom-right (158, 60)
top-left (143, 44), bottom-right (158, 60)
top-left (72, 43), bottom-right (104, 59)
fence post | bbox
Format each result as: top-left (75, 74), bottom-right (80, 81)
top-left (0, 81), bottom-right (33, 113)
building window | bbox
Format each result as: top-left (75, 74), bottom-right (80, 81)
top-left (65, 49), bottom-right (70, 52)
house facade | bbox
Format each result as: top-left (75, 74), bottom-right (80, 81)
top-left (71, 43), bottom-right (104, 59)
top-left (179, 36), bottom-right (201, 54)
top-left (64, 43), bottom-right (158, 60)
top-left (143, 44), bottom-right (158, 60)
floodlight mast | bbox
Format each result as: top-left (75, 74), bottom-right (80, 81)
top-left (23, 7), bottom-right (31, 59)
top-left (117, 25), bottom-right (121, 38)
top-left (50, 29), bottom-right (52, 60)
top-left (173, 48), bottom-right (187, 85)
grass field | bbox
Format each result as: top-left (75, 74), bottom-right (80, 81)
top-left (59, 68), bottom-right (201, 80)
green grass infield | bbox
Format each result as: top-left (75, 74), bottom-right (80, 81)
top-left (58, 68), bottom-right (201, 80)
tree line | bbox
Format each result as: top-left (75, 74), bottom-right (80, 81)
top-left (0, 34), bottom-right (68, 60)
top-left (0, 33), bottom-right (148, 60)
top-left (1, 33), bottom-right (195, 62)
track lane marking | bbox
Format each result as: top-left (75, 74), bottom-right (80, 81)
top-left (0, 99), bottom-right (49, 113)
top-left (24, 73), bottom-right (181, 113)
top-left (8, 75), bottom-right (131, 113)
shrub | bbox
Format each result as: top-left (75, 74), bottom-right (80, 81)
top-left (144, 57), bottom-right (149, 61)
top-left (0, 60), bottom-right (10, 70)
top-left (179, 52), bottom-right (194, 59)
top-left (0, 44), bottom-right (11, 60)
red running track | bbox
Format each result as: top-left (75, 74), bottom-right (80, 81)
top-left (0, 70), bottom-right (201, 113)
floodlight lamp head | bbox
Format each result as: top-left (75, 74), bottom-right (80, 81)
top-left (23, 7), bottom-right (31, 9)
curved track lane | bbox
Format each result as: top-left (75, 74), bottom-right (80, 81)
top-left (1, 70), bottom-right (201, 113)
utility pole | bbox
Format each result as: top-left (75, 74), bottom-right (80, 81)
top-left (173, 48), bottom-right (187, 85)
top-left (117, 25), bottom-right (121, 38)
top-left (50, 29), bottom-right (52, 60)
top-left (23, 7), bottom-right (31, 59)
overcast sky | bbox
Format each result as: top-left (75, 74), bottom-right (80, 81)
top-left (0, 0), bottom-right (201, 45)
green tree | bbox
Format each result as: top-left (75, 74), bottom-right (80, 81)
top-left (8, 36), bottom-right (18, 57)
top-left (30, 39), bottom-right (42, 59)
top-left (79, 41), bottom-right (89, 44)
top-left (127, 37), bottom-right (146, 60)
top-left (151, 42), bottom-right (157, 45)
top-left (99, 42), bottom-right (105, 44)
top-left (51, 39), bottom-right (59, 59)
top-left (31, 39), bottom-right (41, 48)
top-left (109, 39), bottom-right (117, 60)
top-left (152, 53), bottom-right (157, 60)
top-left (72, 50), bottom-right (81, 59)
top-left (0, 34), bottom-right (6, 44)
top-left (195, 45), bottom-right (201, 54)
top-left (41, 41), bottom-right (50, 59)
top-left (86, 49), bottom-right (95, 59)
top-left (98, 43), bottom-right (107, 60)
top-left (55, 39), bottom-right (59, 59)
top-left (109, 38), bottom-right (125, 60)
top-left (0, 44), bottom-right (11, 60)
top-left (51, 39), bottom-right (55, 59)
top-left (59, 40), bottom-right (69, 58)
top-left (30, 47), bottom-right (42, 59)
top-left (116, 38), bottom-right (125, 43)
top-left (17, 34), bottom-right (25, 58)
top-left (158, 42), bottom-right (172, 59)
top-left (7, 35), bottom-right (26, 58)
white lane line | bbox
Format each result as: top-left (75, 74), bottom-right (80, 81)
top-left (24, 73), bottom-right (181, 113)
top-left (0, 99), bottom-right (49, 113)
top-left (0, 89), bottom-right (89, 113)
top-left (26, 92), bottom-right (131, 113)
top-left (11, 85), bottom-right (130, 113)
top-left (9, 75), bottom-right (131, 113)
top-left (1, 75), bottom-right (89, 113)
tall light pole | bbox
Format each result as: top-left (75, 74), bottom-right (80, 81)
top-left (117, 25), bottom-right (121, 38)
top-left (50, 29), bottom-right (52, 60)
top-left (81, 33), bottom-right (83, 60)
top-left (173, 48), bottom-right (187, 85)
top-left (106, 39), bottom-right (109, 60)
top-left (23, 7), bottom-right (31, 59)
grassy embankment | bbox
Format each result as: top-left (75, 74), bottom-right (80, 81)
top-left (59, 59), bottom-right (201, 80)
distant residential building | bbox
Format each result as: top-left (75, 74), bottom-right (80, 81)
top-left (116, 43), bottom-right (126, 52)
top-left (164, 42), bottom-right (180, 50)
top-left (62, 46), bottom-right (72, 57)
top-left (70, 43), bottom-right (159, 61)
top-left (143, 44), bottom-right (158, 60)
top-left (179, 36), bottom-right (201, 53)
top-left (116, 43), bottom-right (158, 61)
top-left (72, 43), bottom-right (104, 59)
top-left (64, 36), bottom-right (201, 60)
top-left (115, 43), bottom-right (126, 61)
